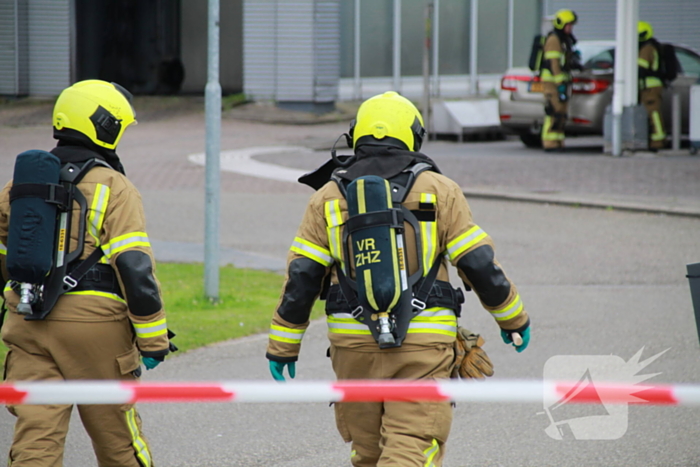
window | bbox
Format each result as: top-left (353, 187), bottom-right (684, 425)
top-left (675, 48), bottom-right (700, 77)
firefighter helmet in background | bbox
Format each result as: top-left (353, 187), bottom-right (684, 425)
top-left (638, 21), bottom-right (654, 42)
top-left (553, 9), bottom-right (577, 30)
top-left (53, 80), bottom-right (137, 150)
top-left (349, 91), bottom-right (426, 152)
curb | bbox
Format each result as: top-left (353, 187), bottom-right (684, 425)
top-left (462, 189), bottom-right (700, 219)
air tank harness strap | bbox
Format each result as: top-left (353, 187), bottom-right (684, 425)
top-left (9, 183), bottom-right (71, 211)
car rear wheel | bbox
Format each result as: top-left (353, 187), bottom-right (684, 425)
top-left (519, 134), bottom-right (542, 148)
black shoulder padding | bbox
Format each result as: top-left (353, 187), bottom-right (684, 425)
top-left (456, 245), bottom-right (511, 307)
top-left (115, 250), bottom-right (162, 316)
top-left (278, 257), bottom-right (327, 325)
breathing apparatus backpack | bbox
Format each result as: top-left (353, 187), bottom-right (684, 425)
top-left (327, 162), bottom-right (464, 349)
top-left (6, 150), bottom-right (110, 320)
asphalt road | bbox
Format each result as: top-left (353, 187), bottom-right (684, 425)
top-left (1, 114), bottom-right (699, 466)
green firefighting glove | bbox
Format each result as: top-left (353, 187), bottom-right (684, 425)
top-left (557, 84), bottom-right (568, 102)
top-left (269, 361), bottom-right (296, 382)
top-left (142, 357), bottom-right (162, 370)
top-left (501, 326), bottom-right (531, 353)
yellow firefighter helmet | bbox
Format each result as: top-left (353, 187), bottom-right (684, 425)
top-left (350, 91), bottom-right (426, 152)
top-left (53, 80), bottom-right (137, 150)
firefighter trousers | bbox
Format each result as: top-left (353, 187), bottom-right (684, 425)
top-left (330, 344), bottom-right (454, 467)
top-left (640, 86), bottom-right (666, 149)
top-left (541, 83), bottom-right (568, 149)
top-left (1, 313), bottom-right (154, 467)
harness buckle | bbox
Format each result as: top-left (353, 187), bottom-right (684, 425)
top-left (411, 298), bottom-right (426, 311)
top-left (350, 305), bottom-right (363, 319)
top-left (62, 276), bottom-right (78, 289)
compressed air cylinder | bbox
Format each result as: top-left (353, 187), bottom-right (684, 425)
top-left (6, 150), bottom-right (61, 284)
top-left (345, 175), bottom-right (401, 313)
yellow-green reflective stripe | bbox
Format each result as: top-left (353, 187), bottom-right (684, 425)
top-left (420, 193), bottom-right (437, 276)
top-left (102, 232), bottom-right (150, 259)
top-left (327, 315), bottom-right (371, 334)
top-left (65, 290), bottom-right (126, 304)
top-left (447, 226), bottom-right (487, 260)
top-left (645, 77), bottom-right (663, 88)
top-left (423, 439), bottom-right (439, 467)
top-left (638, 57), bottom-right (650, 68)
top-left (290, 237), bottom-right (332, 267)
top-left (126, 408), bottom-right (152, 467)
top-left (386, 181), bottom-right (402, 311)
top-left (652, 49), bottom-right (659, 71)
top-left (325, 200), bottom-right (344, 268)
top-left (88, 184), bottom-right (110, 246)
top-left (415, 308), bottom-right (456, 319)
top-left (133, 319), bottom-right (167, 338)
top-left (491, 294), bottom-right (523, 321)
top-left (3, 283), bottom-right (11, 293)
top-left (269, 325), bottom-right (304, 343)
top-left (407, 322), bottom-right (457, 334)
top-left (357, 178), bottom-right (367, 213)
top-left (650, 111), bottom-right (666, 140)
top-left (552, 73), bottom-right (568, 83)
top-left (0, 241), bottom-right (6, 255)
top-left (544, 51), bottom-right (562, 59)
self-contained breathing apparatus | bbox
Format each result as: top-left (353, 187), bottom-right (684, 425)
top-left (6, 150), bottom-right (113, 320)
top-left (321, 159), bottom-right (464, 349)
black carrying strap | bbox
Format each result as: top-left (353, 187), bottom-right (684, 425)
top-left (62, 247), bottom-right (105, 290)
top-left (345, 209), bottom-right (404, 234)
top-left (9, 183), bottom-right (70, 210)
top-left (411, 256), bottom-right (444, 311)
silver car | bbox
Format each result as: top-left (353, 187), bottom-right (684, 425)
top-left (498, 40), bottom-right (700, 148)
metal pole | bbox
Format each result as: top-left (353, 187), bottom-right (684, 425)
top-left (470, 0), bottom-right (478, 95)
top-left (672, 92), bottom-right (681, 150)
top-left (353, 0), bottom-right (361, 100)
top-left (687, 262), bottom-right (700, 347)
top-left (204, 0), bottom-right (221, 301)
top-left (432, 0), bottom-right (440, 97)
top-left (507, 0), bottom-right (514, 70)
top-left (393, 0), bottom-right (401, 92)
top-left (612, 0), bottom-right (627, 156)
top-left (422, 1), bottom-right (433, 133)
top-left (624, 0), bottom-right (638, 107)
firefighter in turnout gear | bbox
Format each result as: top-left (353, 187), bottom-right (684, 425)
top-left (638, 21), bottom-right (667, 150)
top-left (266, 91), bottom-right (531, 467)
top-left (0, 80), bottom-right (173, 466)
top-left (540, 9), bottom-right (578, 151)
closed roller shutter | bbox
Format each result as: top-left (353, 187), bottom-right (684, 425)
top-left (27, 0), bottom-right (71, 96)
top-left (243, 0), bottom-right (277, 100)
top-left (276, 1), bottom-right (315, 101)
top-left (0, 0), bottom-right (29, 96)
top-left (243, 0), bottom-right (339, 102)
top-left (313, 1), bottom-right (339, 102)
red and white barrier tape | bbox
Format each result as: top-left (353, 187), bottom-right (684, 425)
top-left (1, 380), bottom-right (699, 406)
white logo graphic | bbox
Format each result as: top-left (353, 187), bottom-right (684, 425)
top-left (540, 347), bottom-right (669, 440)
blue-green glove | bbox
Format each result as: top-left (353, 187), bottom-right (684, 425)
top-left (142, 357), bottom-right (162, 370)
top-left (501, 327), bottom-right (531, 353)
top-left (269, 361), bottom-right (296, 382)
top-left (557, 84), bottom-right (568, 102)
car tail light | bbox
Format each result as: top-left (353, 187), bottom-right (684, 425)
top-left (572, 78), bottom-right (610, 94)
top-left (571, 117), bottom-right (592, 125)
top-left (501, 75), bottom-right (535, 91)
top-left (500, 114), bottom-right (512, 121)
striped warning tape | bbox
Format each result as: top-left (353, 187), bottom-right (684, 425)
top-left (1, 379), bottom-right (700, 405)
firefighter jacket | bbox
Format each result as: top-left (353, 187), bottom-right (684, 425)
top-left (0, 145), bottom-right (170, 358)
top-left (266, 147), bottom-right (529, 362)
top-left (541, 30), bottom-right (575, 84)
top-left (638, 40), bottom-right (663, 90)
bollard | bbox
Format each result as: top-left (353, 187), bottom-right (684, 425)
top-left (687, 262), bottom-right (700, 347)
top-left (672, 93), bottom-right (681, 151)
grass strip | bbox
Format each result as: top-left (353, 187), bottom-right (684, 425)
top-left (0, 263), bottom-right (324, 364)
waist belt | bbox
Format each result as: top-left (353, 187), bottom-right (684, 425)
top-left (325, 280), bottom-right (464, 317)
top-left (11, 264), bottom-right (123, 299)
top-left (69, 263), bottom-right (124, 298)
